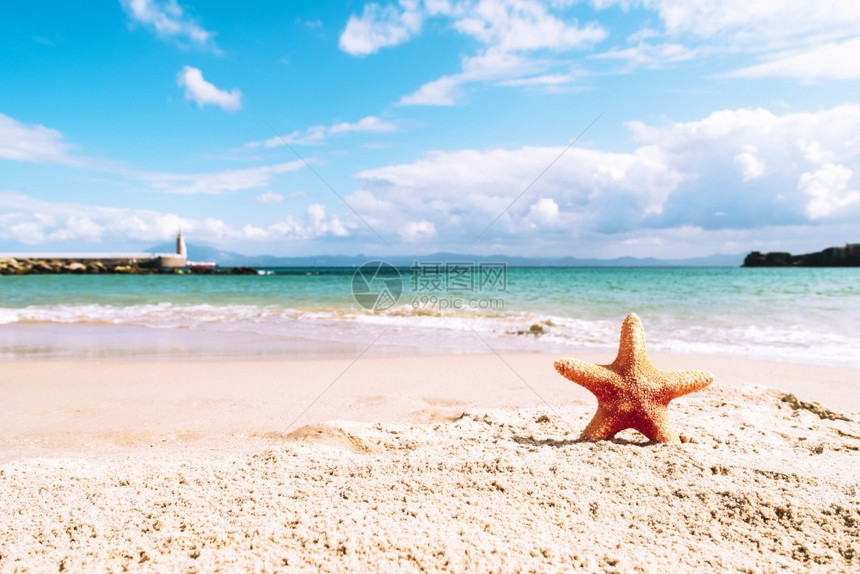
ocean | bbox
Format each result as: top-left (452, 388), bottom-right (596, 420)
top-left (1, 265), bottom-right (858, 367)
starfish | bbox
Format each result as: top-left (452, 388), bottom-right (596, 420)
top-left (554, 313), bottom-right (713, 443)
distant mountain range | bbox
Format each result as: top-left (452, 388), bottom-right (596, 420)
top-left (146, 242), bottom-right (745, 267)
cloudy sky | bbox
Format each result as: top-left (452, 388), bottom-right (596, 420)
top-left (2, 0), bottom-right (859, 258)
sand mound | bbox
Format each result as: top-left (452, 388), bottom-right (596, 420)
top-left (1, 385), bottom-right (858, 573)
top-left (285, 423), bottom-right (378, 454)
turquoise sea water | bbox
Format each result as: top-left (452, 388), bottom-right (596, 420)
top-left (1, 266), bottom-right (858, 366)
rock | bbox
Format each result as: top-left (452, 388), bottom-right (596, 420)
top-left (742, 243), bottom-right (860, 267)
top-left (528, 323), bottom-right (546, 336)
top-left (32, 261), bottom-right (56, 273)
top-left (742, 252), bottom-right (766, 266)
top-left (0, 258), bottom-right (21, 270)
top-left (513, 323), bottom-right (546, 336)
top-left (228, 266), bottom-right (258, 275)
top-left (64, 262), bottom-right (87, 273)
top-left (764, 252), bottom-right (792, 266)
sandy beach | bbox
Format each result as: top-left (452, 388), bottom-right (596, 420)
top-left (1, 352), bottom-right (858, 572)
top-left (6, 0), bottom-right (860, 570)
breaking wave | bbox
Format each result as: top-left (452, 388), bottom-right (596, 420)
top-left (1, 302), bottom-right (857, 368)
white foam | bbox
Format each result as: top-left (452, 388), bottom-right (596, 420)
top-left (1, 303), bottom-right (858, 368)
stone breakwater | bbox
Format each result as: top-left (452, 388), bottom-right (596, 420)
top-left (0, 258), bottom-right (258, 275)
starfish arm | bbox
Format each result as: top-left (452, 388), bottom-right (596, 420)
top-left (662, 369), bottom-right (714, 399)
top-left (612, 313), bottom-right (653, 371)
top-left (579, 405), bottom-right (628, 441)
top-left (633, 409), bottom-right (681, 443)
top-left (554, 359), bottom-right (621, 399)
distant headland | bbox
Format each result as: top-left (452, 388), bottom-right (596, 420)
top-left (742, 244), bottom-right (860, 267)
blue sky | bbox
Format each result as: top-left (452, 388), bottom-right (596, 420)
top-left (2, 0), bottom-right (859, 257)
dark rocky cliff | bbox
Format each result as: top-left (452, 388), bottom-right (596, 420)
top-left (742, 244), bottom-right (860, 267)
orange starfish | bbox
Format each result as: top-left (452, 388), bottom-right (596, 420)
top-left (554, 313), bottom-right (713, 443)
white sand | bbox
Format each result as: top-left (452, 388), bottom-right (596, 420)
top-left (1, 354), bottom-right (858, 572)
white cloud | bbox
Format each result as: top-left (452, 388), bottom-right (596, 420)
top-left (252, 126), bottom-right (327, 147)
top-left (176, 66), bottom-right (242, 111)
top-left (627, 27), bottom-right (660, 43)
top-left (137, 161), bottom-right (304, 194)
top-left (0, 114), bottom-right (303, 196)
top-left (452, 0), bottom-right (605, 51)
top-left (592, 42), bottom-right (696, 70)
top-left (399, 76), bottom-right (461, 106)
top-left (329, 116), bottom-right (398, 135)
top-left (0, 192), bottom-right (353, 247)
top-left (351, 143), bottom-right (682, 240)
top-left (632, 0), bottom-right (860, 46)
top-left (797, 140), bottom-right (835, 165)
top-left (726, 38), bottom-right (860, 82)
top-left (734, 145), bottom-right (765, 181)
top-left (253, 190), bottom-right (284, 204)
top-left (0, 113), bottom-right (75, 164)
top-left (400, 220), bottom-right (436, 242)
top-left (307, 203), bottom-right (350, 237)
top-left (343, 0), bottom-right (860, 89)
top-left (347, 189), bottom-right (395, 213)
top-left (527, 197), bottom-right (560, 226)
top-left (498, 73), bottom-right (578, 87)
top-left (339, 0), bottom-right (424, 55)
top-left (626, 105), bottom-right (860, 226)
top-left (121, 0), bottom-right (218, 50)
top-left (399, 48), bottom-right (561, 105)
top-left (346, 104), bottom-right (860, 251)
top-left (42, 215), bottom-right (107, 243)
top-left (342, 1), bottom-right (606, 105)
top-left (245, 116), bottom-right (397, 148)
top-left (411, 3), bottom-right (606, 103)
top-left (799, 163), bottom-right (860, 219)
top-left (262, 204), bottom-right (352, 240)
top-left (0, 191), bottom-right (190, 245)
top-left (594, 0), bottom-right (860, 78)
top-left (458, 48), bottom-right (535, 81)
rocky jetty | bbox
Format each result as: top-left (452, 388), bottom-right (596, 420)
top-left (742, 243), bottom-right (860, 267)
top-left (0, 258), bottom-right (257, 275)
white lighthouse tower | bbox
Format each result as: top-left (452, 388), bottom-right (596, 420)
top-left (158, 230), bottom-right (188, 269)
top-left (176, 229), bottom-right (187, 258)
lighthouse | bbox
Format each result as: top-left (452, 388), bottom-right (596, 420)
top-left (157, 230), bottom-right (188, 269)
top-left (176, 229), bottom-right (187, 258)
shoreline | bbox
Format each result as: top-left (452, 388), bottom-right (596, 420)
top-left (4, 320), bottom-right (860, 371)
